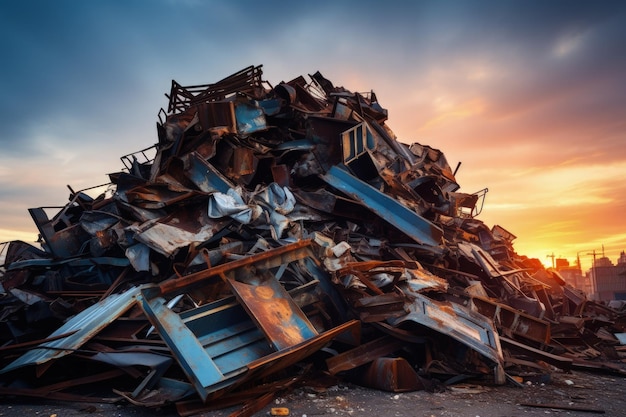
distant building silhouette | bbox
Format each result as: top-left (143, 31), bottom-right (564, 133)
top-left (555, 258), bottom-right (592, 295)
top-left (588, 251), bottom-right (626, 301)
top-left (553, 251), bottom-right (626, 301)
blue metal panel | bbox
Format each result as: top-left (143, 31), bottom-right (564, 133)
top-left (235, 102), bottom-right (267, 135)
top-left (137, 290), bottom-right (245, 402)
top-left (135, 243), bottom-right (357, 400)
top-left (274, 138), bottom-right (316, 152)
top-left (182, 151), bottom-right (233, 194)
top-left (204, 328), bottom-right (270, 375)
top-left (321, 165), bottom-right (443, 247)
top-left (257, 98), bottom-right (281, 116)
top-left (183, 299), bottom-right (272, 375)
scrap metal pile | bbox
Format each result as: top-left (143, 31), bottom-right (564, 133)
top-left (1, 65), bottom-right (625, 415)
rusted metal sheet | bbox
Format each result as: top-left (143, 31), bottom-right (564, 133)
top-left (128, 202), bottom-right (223, 257)
top-left (29, 207), bottom-right (91, 259)
top-left (124, 183), bottom-right (203, 209)
top-left (223, 272), bottom-right (318, 350)
top-left (389, 292), bottom-right (506, 385)
top-left (362, 357), bottom-right (423, 392)
top-left (354, 293), bottom-right (407, 322)
top-left (195, 100), bottom-right (237, 134)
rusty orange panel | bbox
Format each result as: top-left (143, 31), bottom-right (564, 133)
top-left (224, 273), bottom-right (318, 351)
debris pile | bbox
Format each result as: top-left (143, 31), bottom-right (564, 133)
top-left (1, 65), bottom-right (625, 415)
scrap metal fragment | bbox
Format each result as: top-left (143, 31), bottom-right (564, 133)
top-left (362, 357), bottom-right (423, 392)
top-left (520, 402), bottom-right (605, 414)
top-left (326, 335), bottom-right (407, 375)
top-left (470, 295), bottom-right (551, 345)
top-left (0, 374), bottom-right (123, 403)
top-left (389, 293), bottom-right (506, 384)
top-left (500, 336), bottom-right (572, 371)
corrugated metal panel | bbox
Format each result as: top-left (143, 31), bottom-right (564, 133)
top-left (0, 286), bottom-right (143, 374)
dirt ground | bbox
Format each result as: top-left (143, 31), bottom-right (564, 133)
top-left (1, 369), bottom-right (624, 417)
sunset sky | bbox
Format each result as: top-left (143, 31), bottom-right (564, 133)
top-left (1, 1), bottom-right (625, 271)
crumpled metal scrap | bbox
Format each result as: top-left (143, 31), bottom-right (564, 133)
top-left (1, 65), bottom-right (624, 414)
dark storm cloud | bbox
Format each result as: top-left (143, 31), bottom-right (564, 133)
top-left (0, 1), bottom-right (155, 155)
top-left (0, 1), bottom-right (329, 155)
top-left (2, 0), bottom-right (623, 151)
top-left (477, 3), bottom-right (626, 108)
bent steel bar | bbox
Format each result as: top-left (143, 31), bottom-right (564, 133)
top-left (321, 165), bottom-right (443, 248)
top-left (154, 239), bottom-right (314, 297)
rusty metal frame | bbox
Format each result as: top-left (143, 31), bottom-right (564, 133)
top-left (326, 335), bottom-right (406, 375)
top-left (138, 241), bottom-right (359, 401)
top-left (167, 65), bottom-right (269, 114)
